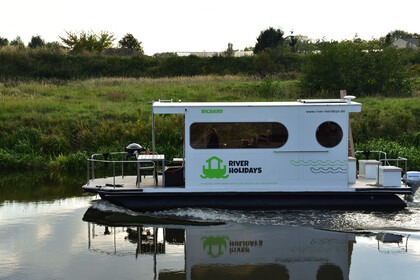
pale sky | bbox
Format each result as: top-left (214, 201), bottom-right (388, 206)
top-left (1, 0), bottom-right (418, 55)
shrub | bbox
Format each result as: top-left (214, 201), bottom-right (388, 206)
top-left (49, 151), bottom-right (89, 171)
top-left (301, 41), bottom-right (412, 96)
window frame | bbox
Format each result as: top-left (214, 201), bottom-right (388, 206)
top-left (315, 121), bottom-right (343, 148)
top-left (189, 122), bottom-right (289, 149)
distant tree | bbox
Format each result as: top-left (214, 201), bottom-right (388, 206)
top-left (46, 41), bottom-right (64, 50)
top-left (291, 35), bottom-right (317, 54)
top-left (389, 30), bottom-right (412, 39)
top-left (28, 35), bottom-right (45, 48)
top-left (118, 33), bottom-right (144, 54)
top-left (301, 41), bottom-right (411, 96)
top-left (224, 42), bottom-right (234, 57)
top-left (10, 36), bottom-right (25, 48)
top-left (0, 37), bottom-right (8, 47)
top-left (60, 30), bottom-right (115, 53)
top-left (254, 27), bottom-right (284, 54)
top-left (352, 33), bottom-right (364, 44)
top-left (288, 31), bottom-right (298, 53)
top-left (385, 33), bottom-right (392, 45)
top-left (96, 31), bottom-right (115, 51)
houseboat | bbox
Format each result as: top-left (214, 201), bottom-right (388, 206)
top-left (82, 96), bottom-right (419, 211)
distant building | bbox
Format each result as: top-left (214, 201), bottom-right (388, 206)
top-left (392, 38), bottom-right (419, 50)
top-left (234, 51), bottom-right (254, 57)
top-left (177, 51), bottom-right (254, 57)
top-left (177, 52), bottom-right (220, 57)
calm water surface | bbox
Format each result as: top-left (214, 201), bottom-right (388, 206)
top-left (1, 173), bottom-right (420, 280)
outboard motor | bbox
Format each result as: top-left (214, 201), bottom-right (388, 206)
top-left (403, 171), bottom-right (420, 201)
top-left (125, 143), bottom-right (146, 158)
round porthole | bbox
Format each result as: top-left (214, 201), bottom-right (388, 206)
top-left (316, 121), bottom-right (343, 148)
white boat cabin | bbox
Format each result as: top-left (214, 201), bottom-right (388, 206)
top-left (153, 97), bottom-right (362, 192)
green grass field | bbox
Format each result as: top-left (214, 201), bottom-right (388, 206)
top-left (1, 76), bottom-right (420, 171)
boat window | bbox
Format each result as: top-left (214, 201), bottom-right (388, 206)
top-left (316, 121), bottom-right (343, 148)
top-left (190, 122), bottom-right (288, 149)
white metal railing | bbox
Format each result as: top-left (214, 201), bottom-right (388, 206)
top-left (87, 152), bottom-right (155, 188)
top-left (355, 150), bottom-right (388, 162)
top-left (355, 150), bottom-right (408, 186)
top-left (355, 150), bottom-right (407, 171)
top-left (379, 157), bottom-right (408, 185)
top-left (380, 157), bottom-right (407, 171)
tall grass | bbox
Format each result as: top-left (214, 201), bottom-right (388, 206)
top-left (1, 76), bottom-right (420, 171)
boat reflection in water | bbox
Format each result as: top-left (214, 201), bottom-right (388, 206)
top-left (83, 208), bottom-right (358, 280)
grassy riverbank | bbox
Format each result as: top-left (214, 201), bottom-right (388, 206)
top-left (1, 76), bottom-right (420, 171)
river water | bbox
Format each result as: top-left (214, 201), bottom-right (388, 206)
top-left (1, 173), bottom-right (420, 280)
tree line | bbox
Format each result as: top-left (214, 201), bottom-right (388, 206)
top-left (0, 28), bottom-right (419, 96)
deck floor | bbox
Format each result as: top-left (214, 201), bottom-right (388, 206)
top-left (87, 175), bottom-right (409, 191)
top-left (89, 175), bottom-right (163, 189)
top-left (349, 177), bottom-right (379, 188)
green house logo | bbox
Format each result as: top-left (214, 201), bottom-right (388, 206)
top-left (201, 236), bottom-right (229, 257)
top-left (200, 156), bottom-right (229, 179)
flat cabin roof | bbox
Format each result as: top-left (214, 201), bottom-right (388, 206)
top-left (152, 99), bottom-right (362, 114)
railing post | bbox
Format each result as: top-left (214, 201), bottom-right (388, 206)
top-left (137, 161), bottom-right (140, 188)
top-left (91, 158), bottom-right (95, 180)
top-left (113, 161), bottom-right (116, 187)
top-left (122, 153), bottom-right (125, 178)
top-left (87, 160), bottom-right (90, 183)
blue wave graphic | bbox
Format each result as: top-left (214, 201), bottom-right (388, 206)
top-left (291, 160), bottom-right (347, 166)
top-left (310, 167), bottom-right (347, 174)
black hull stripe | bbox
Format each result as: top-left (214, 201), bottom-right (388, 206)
top-left (95, 192), bottom-right (407, 212)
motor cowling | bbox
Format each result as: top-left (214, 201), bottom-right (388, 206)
top-left (403, 171), bottom-right (420, 194)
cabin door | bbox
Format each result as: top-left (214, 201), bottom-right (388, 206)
top-left (299, 107), bottom-right (348, 189)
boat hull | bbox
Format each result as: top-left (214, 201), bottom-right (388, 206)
top-left (94, 191), bottom-right (407, 212)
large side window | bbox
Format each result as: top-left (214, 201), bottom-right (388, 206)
top-left (190, 122), bottom-right (288, 149)
top-left (316, 121), bottom-right (343, 148)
